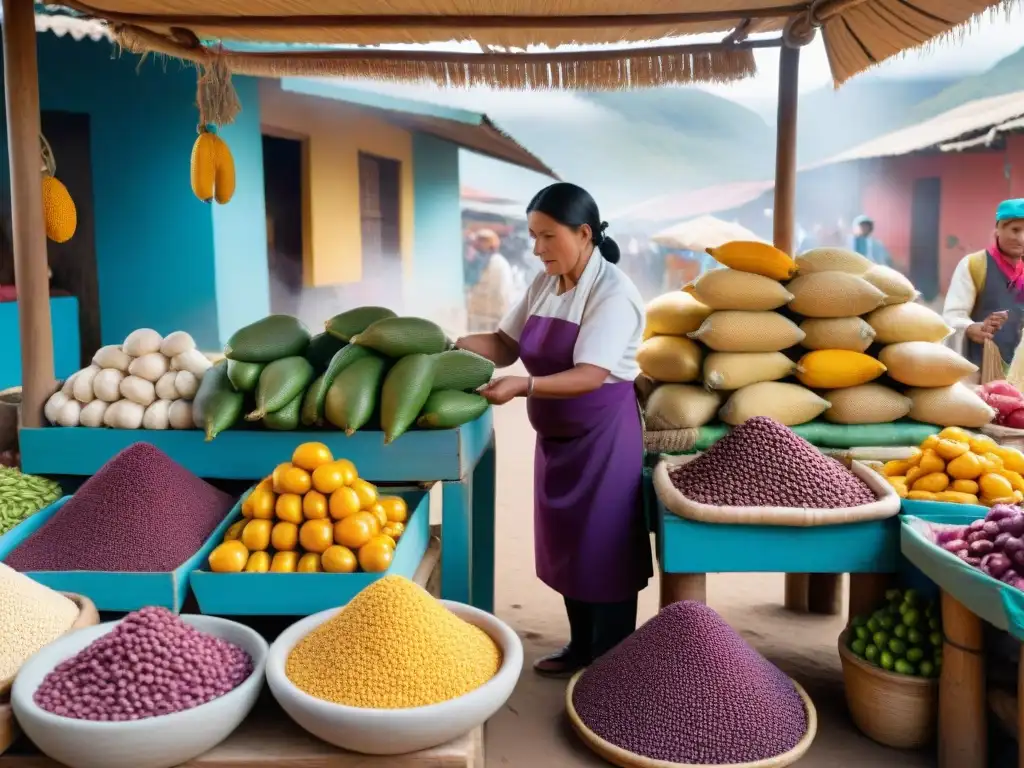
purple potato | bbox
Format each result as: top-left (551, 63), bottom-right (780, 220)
top-left (1000, 515), bottom-right (1024, 536)
top-left (984, 520), bottom-right (1002, 537)
top-left (1013, 549), bottom-right (1024, 569)
top-left (969, 518), bottom-right (987, 532)
top-left (970, 539), bottom-right (996, 556)
top-left (955, 549), bottom-right (971, 561)
top-left (966, 556), bottom-right (983, 567)
top-left (987, 505), bottom-right (1019, 522)
top-left (1002, 569), bottom-right (1020, 584)
top-left (943, 539), bottom-right (969, 553)
top-left (983, 553), bottom-right (1013, 579)
top-left (1005, 537), bottom-right (1024, 555)
top-left (1011, 577), bottom-right (1024, 592)
top-left (967, 530), bottom-right (989, 544)
top-left (996, 532), bottom-right (1013, 549)
top-left (937, 528), bottom-right (967, 545)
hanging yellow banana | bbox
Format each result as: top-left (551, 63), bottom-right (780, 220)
top-left (212, 134), bottom-right (236, 205)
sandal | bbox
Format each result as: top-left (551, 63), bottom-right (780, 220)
top-left (533, 645), bottom-right (588, 678)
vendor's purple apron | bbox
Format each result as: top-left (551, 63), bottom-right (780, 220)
top-left (519, 313), bottom-right (652, 603)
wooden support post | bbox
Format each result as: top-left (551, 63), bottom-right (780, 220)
top-left (772, 43), bottom-right (812, 613)
top-left (1018, 644), bottom-right (1024, 768)
top-left (660, 573), bottom-right (706, 607)
top-left (938, 591), bottom-right (986, 768)
top-left (807, 574), bottom-right (843, 616)
top-left (848, 572), bottom-right (895, 621)
top-left (3, 0), bottom-right (53, 427)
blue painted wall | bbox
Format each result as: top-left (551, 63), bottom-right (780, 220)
top-left (0, 33), bottom-right (268, 354)
top-left (0, 297), bottom-right (79, 390)
top-left (411, 133), bottom-right (463, 325)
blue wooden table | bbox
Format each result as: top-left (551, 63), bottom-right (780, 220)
top-left (18, 409), bottom-right (497, 612)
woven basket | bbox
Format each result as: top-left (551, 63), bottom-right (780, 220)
top-left (837, 630), bottom-right (937, 749)
top-left (0, 387), bottom-right (19, 454)
top-left (565, 670), bottom-right (818, 768)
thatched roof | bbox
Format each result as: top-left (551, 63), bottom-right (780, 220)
top-left (56, 0), bottom-right (1016, 91)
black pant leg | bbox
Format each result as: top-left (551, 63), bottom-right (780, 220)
top-left (563, 596), bottom-right (594, 661)
top-left (590, 595), bottom-right (639, 660)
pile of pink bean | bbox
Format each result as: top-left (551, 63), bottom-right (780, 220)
top-left (33, 607), bottom-right (252, 722)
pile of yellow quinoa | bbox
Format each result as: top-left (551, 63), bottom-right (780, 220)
top-left (285, 575), bottom-right (501, 708)
top-left (0, 562), bottom-right (79, 682)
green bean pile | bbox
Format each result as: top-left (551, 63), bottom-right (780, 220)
top-left (0, 467), bottom-right (62, 536)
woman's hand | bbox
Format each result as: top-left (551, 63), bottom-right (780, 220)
top-left (478, 376), bottom-right (528, 405)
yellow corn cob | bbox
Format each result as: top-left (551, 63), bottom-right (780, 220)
top-left (704, 241), bottom-right (797, 281)
top-left (190, 131), bottom-right (218, 203)
top-left (42, 174), bottom-right (76, 243)
top-left (212, 135), bottom-right (236, 205)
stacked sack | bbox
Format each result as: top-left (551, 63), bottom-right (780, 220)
top-left (43, 329), bottom-right (211, 430)
top-left (789, 247), bottom-right (993, 428)
top-left (637, 292), bottom-right (716, 431)
top-left (689, 242), bottom-right (825, 427)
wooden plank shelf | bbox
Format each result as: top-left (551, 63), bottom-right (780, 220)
top-left (18, 410), bottom-right (493, 483)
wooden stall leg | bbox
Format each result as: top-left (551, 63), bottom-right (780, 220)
top-left (440, 479), bottom-right (472, 606)
top-left (660, 573), bottom-right (706, 608)
top-left (470, 438), bottom-right (496, 614)
top-left (1018, 644), bottom-right (1024, 768)
top-left (939, 591), bottom-right (987, 768)
top-left (807, 573), bottom-right (843, 616)
top-left (784, 574), bottom-right (809, 613)
top-left (2, 0), bottom-right (54, 427)
top-left (849, 572), bottom-right (895, 621)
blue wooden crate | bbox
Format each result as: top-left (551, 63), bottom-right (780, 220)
top-left (189, 489), bottom-right (430, 616)
top-left (657, 501), bottom-right (900, 574)
top-left (900, 498), bottom-right (988, 521)
top-left (0, 496), bottom-right (236, 612)
top-left (18, 409), bottom-right (493, 482)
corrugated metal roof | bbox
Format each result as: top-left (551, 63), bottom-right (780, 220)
top-left (0, 8), bottom-right (111, 41)
top-left (810, 90), bottom-right (1024, 168)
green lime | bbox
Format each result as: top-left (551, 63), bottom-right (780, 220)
top-left (867, 617), bottom-right (880, 633)
top-left (873, 631), bottom-right (890, 648)
top-left (850, 615), bottom-right (867, 628)
top-left (879, 615), bottom-right (895, 630)
top-left (902, 609), bottom-right (921, 628)
top-left (888, 638), bottom-right (907, 657)
top-left (894, 659), bottom-right (916, 675)
top-left (929, 616), bottom-right (941, 631)
top-left (929, 631), bottom-right (943, 647)
top-left (904, 589), bottom-right (920, 604)
top-left (907, 628), bottom-right (924, 646)
top-left (906, 647), bottom-right (925, 663)
top-left (851, 639), bottom-right (867, 656)
top-left (899, 601), bottom-right (911, 615)
top-left (894, 624), bottom-right (908, 639)
top-left (918, 660), bottom-right (936, 678)
top-left (925, 603), bottom-right (936, 618)
top-left (864, 644), bottom-right (880, 663)
top-left (856, 625), bottom-right (870, 641)
top-left (880, 651), bottom-right (895, 671)
top-left (886, 604), bottom-right (901, 616)
top-left (885, 588), bottom-right (903, 603)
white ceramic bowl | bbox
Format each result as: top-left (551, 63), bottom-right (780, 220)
top-left (11, 615), bottom-right (269, 768)
top-left (266, 600), bottom-right (523, 755)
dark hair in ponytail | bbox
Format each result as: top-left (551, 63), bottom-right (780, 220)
top-left (526, 182), bottom-right (620, 264)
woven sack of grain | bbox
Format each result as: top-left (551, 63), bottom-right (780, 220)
top-left (644, 292), bottom-right (712, 337)
top-left (703, 351), bottom-right (798, 391)
top-left (688, 310), bottom-right (805, 353)
top-left (636, 336), bottom-right (702, 383)
top-left (684, 269), bottom-right (793, 311)
top-left (645, 384), bottom-right (722, 430)
top-left (795, 247), bottom-right (874, 276)
top-left (862, 265), bottom-right (918, 305)
top-left (823, 383), bottom-right (912, 424)
top-left (800, 317), bottom-right (876, 352)
top-left (796, 350), bottom-right (886, 389)
top-left (719, 381), bottom-right (831, 426)
top-left (907, 383), bottom-right (996, 428)
top-left (653, 454), bottom-right (901, 526)
top-left (787, 272), bottom-right (886, 318)
top-left (879, 342), bottom-right (978, 387)
top-left (866, 303), bottom-right (952, 344)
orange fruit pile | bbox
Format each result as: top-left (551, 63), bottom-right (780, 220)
top-left (207, 442), bottom-right (409, 574)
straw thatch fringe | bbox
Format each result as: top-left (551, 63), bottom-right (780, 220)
top-left (196, 50), bottom-right (241, 127)
top-left (112, 23), bottom-right (757, 91)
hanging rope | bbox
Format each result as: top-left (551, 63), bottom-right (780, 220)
top-left (196, 46), bottom-right (241, 128)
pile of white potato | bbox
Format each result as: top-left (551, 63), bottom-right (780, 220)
top-left (44, 328), bottom-right (212, 430)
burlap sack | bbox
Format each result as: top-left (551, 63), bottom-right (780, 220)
top-left (653, 454), bottom-right (901, 527)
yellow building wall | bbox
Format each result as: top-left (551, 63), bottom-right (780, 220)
top-left (259, 81), bottom-right (415, 287)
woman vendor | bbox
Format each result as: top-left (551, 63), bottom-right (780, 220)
top-left (456, 182), bottom-right (652, 677)
top-left (942, 199), bottom-right (1024, 370)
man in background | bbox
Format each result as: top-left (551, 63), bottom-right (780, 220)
top-left (849, 215), bottom-right (893, 267)
top-left (466, 229), bottom-right (516, 332)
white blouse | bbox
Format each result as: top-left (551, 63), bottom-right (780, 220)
top-left (498, 253), bottom-right (644, 383)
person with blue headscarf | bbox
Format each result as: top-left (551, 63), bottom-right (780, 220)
top-left (848, 215), bottom-right (893, 267)
top-left (942, 198), bottom-right (1024, 369)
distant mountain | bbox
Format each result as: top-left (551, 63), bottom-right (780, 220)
top-left (912, 45), bottom-right (1024, 119)
top-left (794, 77), bottom-right (956, 163)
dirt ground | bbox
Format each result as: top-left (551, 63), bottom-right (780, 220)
top-left (480, 389), bottom-right (939, 768)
